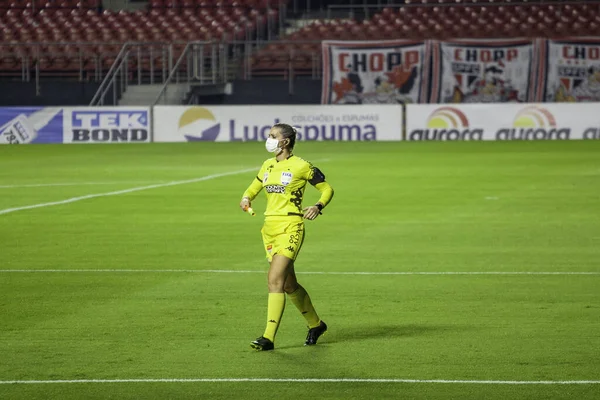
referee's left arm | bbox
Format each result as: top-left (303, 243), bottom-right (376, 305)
top-left (309, 167), bottom-right (334, 210)
top-left (314, 182), bottom-right (334, 210)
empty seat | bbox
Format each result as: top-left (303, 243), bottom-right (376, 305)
top-left (0, 4), bottom-right (273, 76)
top-left (248, 1), bottom-right (600, 77)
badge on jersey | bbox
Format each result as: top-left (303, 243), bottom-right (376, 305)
top-left (263, 172), bottom-right (269, 182)
top-left (281, 171), bottom-right (293, 186)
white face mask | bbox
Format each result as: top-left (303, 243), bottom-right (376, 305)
top-left (265, 137), bottom-right (282, 154)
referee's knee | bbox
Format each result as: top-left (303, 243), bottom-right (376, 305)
top-left (283, 281), bottom-right (299, 294)
top-left (267, 279), bottom-right (285, 292)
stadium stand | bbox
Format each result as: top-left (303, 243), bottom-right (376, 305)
top-left (250, 1), bottom-right (600, 76)
top-left (2, 0), bottom-right (600, 102)
top-left (0, 0), bottom-right (280, 78)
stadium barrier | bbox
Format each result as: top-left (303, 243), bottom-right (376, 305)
top-left (2, 103), bottom-right (600, 144)
top-left (405, 103), bottom-right (600, 141)
top-left (0, 107), bottom-right (151, 144)
top-left (153, 105), bottom-right (402, 142)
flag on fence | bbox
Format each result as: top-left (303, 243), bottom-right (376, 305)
top-left (537, 37), bottom-right (600, 102)
top-left (321, 40), bottom-right (431, 104)
top-left (430, 39), bottom-right (538, 103)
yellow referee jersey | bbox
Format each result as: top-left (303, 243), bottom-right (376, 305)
top-left (242, 155), bottom-right (334, 217)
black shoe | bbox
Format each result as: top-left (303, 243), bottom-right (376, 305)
top-left (304, 321), bottom-right (327, 346)
top-left (250, 336), bottom-right (274, 351)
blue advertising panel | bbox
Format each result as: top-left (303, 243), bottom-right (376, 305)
top-left (0, 107), bottom-right (63, 144)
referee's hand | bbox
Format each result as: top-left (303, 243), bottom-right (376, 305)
top-left (240, 197), bottom-right (251, 212)
top-left (303, 206), bottom-right (320, 220)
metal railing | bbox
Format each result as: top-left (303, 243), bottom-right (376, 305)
top-left (89, 44), bottom-right (130, 106)
top-left (0, 42), bottom-right (106, 82)
top-left (0, 41), bottom-right (178, 101)
top-left (154, 41), bottom-right (227, 105)
top-left (89, 42), bottom-right (172, 105)
top-left (154, 39), bottom-right (322, 103)
top-left (1, 40), bottom-right (321, 104)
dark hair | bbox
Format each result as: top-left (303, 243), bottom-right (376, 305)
top-left (272, 123), bottom-right (297, 150)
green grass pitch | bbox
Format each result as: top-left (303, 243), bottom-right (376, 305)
top-left (0, 141), bottom-right (599, 400)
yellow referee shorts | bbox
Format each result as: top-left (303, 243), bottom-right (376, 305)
top-left (261, 216), bottom-right (305, 262)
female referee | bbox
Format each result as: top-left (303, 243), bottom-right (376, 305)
top-left (239, 123), bottom-right (334, 351)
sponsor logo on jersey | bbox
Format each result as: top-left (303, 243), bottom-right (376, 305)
top-left (265, 184), bottom-right (285, 194)
top-left (281, 171), bottom-right (293, 186)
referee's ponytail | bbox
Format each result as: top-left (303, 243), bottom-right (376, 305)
top-left (272, 123), bottom-right (297, 150)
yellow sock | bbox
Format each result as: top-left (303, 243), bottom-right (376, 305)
top-left (263, 293), bottom-right (286, 342)
top-left (287, 285), bottom-right (320, 328)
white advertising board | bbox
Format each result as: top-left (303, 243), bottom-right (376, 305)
top-left (153, 105), bottom-right (403, 142)
top-left (406, 103), bottom-right (600, 140)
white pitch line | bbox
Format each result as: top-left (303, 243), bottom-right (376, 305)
top-left (0, 378), bottom-right (598, 385)
top-left (0, 168), bottom-right (256, 216)
top-left (0, 158), bottom-right (332, 215)
top-left (0, 181), bottom-right (166, 189)
top-left (0, 269), bottom-right (599, 275)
